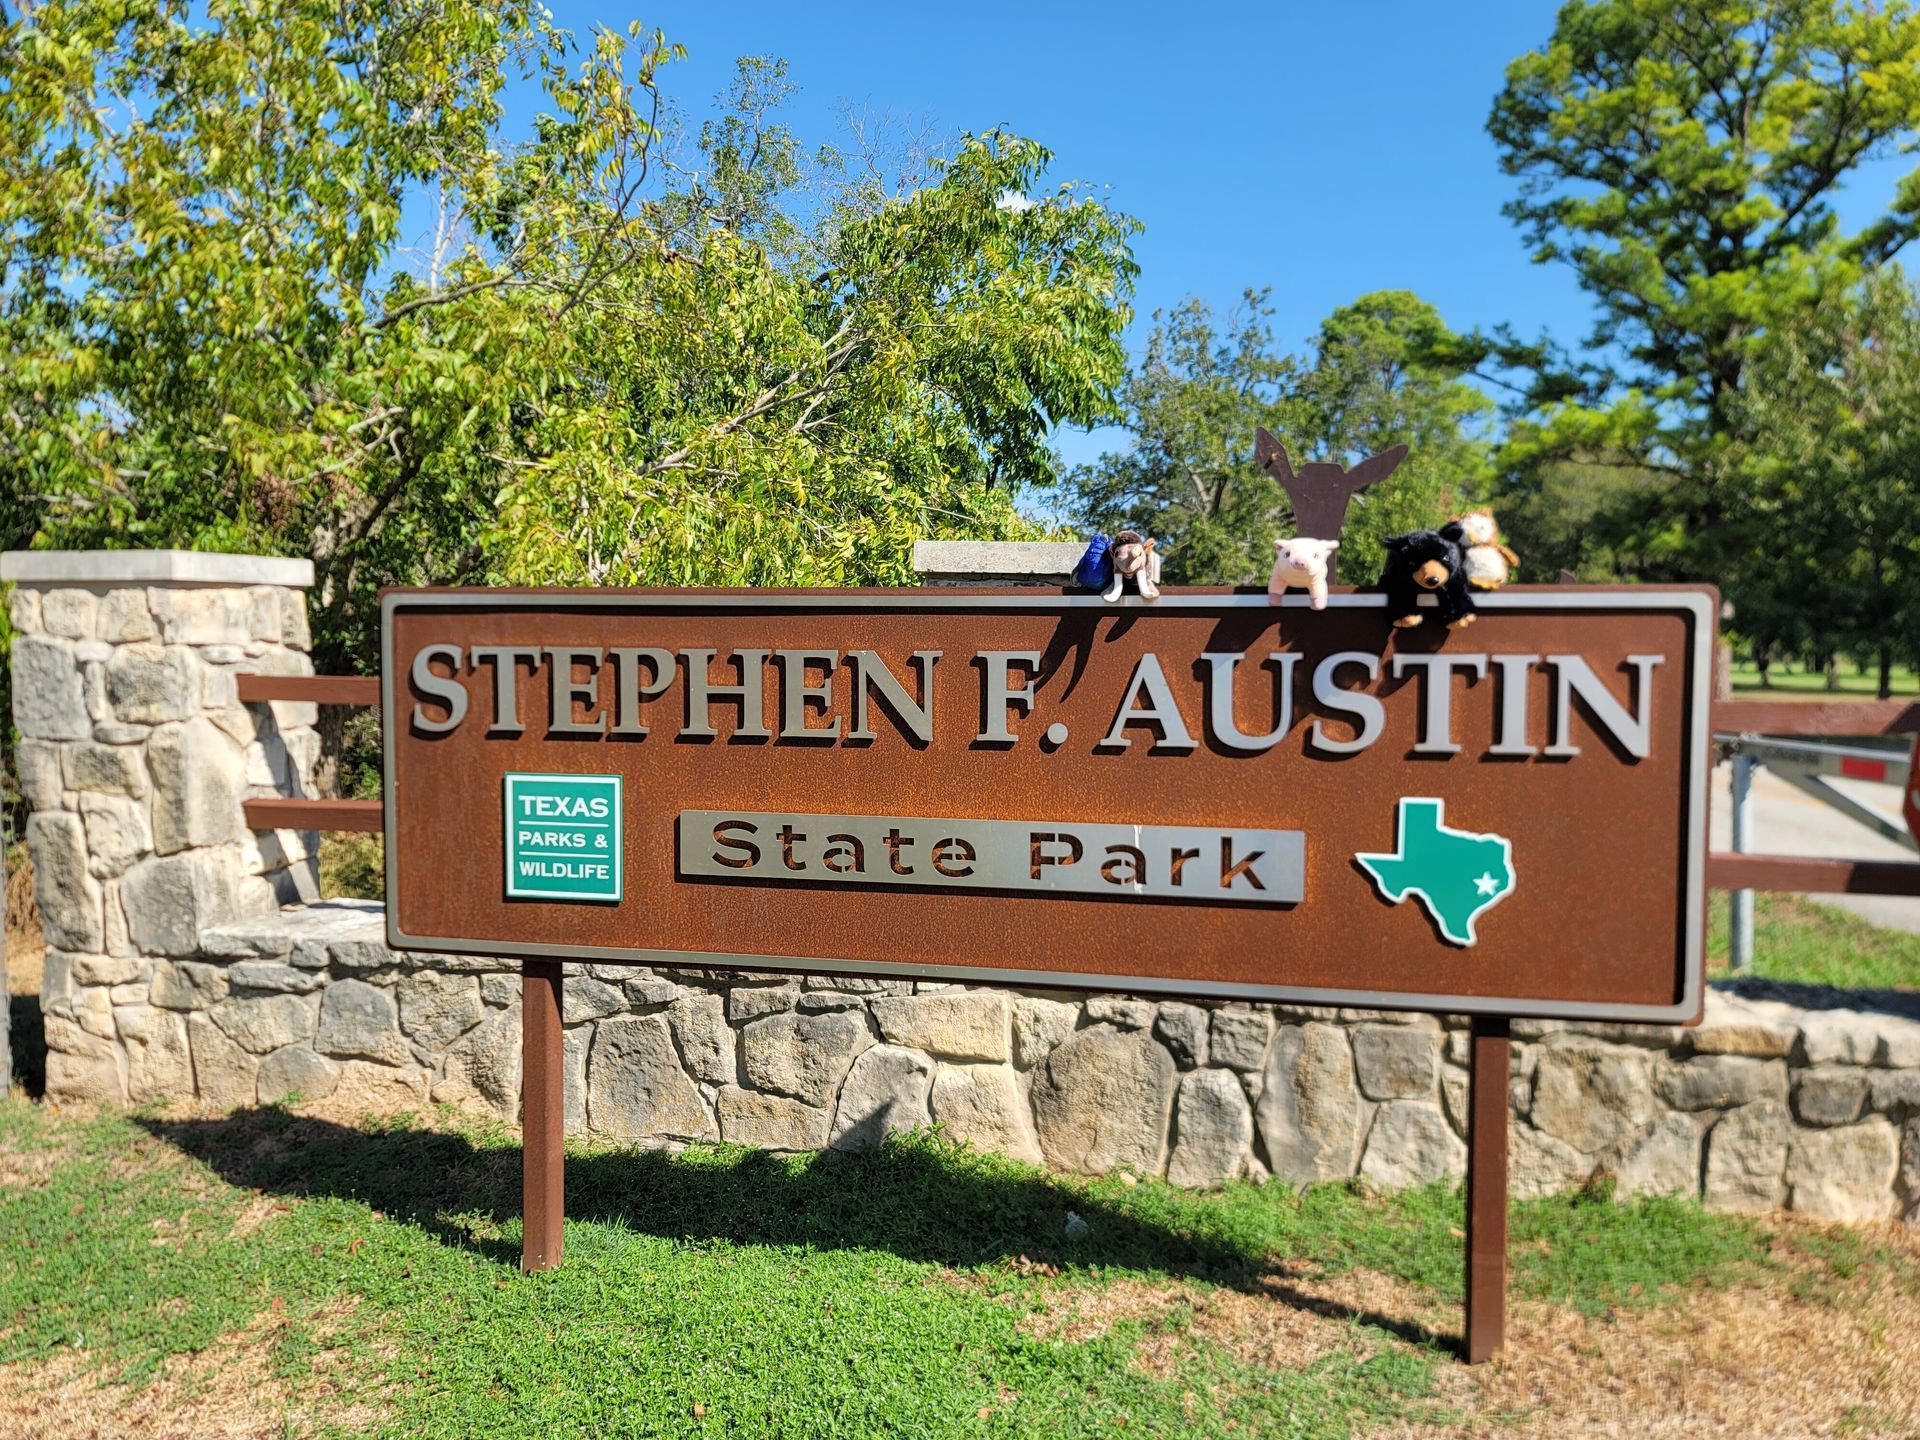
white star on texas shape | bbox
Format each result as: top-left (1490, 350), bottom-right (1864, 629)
top-left (1474, 872), bottom-right (1499, 897)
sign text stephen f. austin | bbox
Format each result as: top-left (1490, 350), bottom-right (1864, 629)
top-left (406, 644), bottom-right (1663, 760)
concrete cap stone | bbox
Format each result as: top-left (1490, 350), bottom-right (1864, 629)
top-left (911, 540), bottom-right (1085, 583)
top-left (1, 549), bottom-right (314, 589)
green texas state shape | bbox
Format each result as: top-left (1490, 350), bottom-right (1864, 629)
top-left (1354, 798), bottom-right (1515, 947)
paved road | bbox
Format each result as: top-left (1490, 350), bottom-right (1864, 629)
top-left (1709, 758), bottom-right (1920, 933)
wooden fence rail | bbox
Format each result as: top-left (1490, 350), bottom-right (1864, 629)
top-left (1711, 698), bottom-right (1920, 738)
top-left (241, 797), bottom-right (383, 833)
top-left (237, 673), bottom-right (381, 833)
top-left (235, 674), bottom-right (380, 706)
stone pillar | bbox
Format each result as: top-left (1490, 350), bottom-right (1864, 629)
top-left (1, 550), bottom-right (322, 1101)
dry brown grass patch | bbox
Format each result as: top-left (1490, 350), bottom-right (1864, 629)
top-left (1249, 1258), bottom-right (1458, 1342)
top-left (230, 1190), bottom-right (295, 1238)
top-left (0, 1302), bottom-right (390, 1440)
top-left (0, 1141), bottom-right (65, 1190)
top-left (4, 852), bottom-right (42, 966)
top-left (100, 1118), bottom-right (224, 1196)
top-left (5, 944), bottom-right (42, 1002)
top-left (1366, 1218), bottom-right (1920, 1439)
top-left (1019, 1276), bottom-right (1195, 1348)
top-left (1017, 1260), bottom-right (1456, 1382)
top-left (1010, 1217), bottom-right (1920, 1438)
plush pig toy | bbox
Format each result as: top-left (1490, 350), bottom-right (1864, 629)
top-left (1268, 537), bottom-right (1340, 610)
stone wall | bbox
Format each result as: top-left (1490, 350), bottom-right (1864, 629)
top-left (36, 899), bottom-right (1918, 1224)
top-left (4, 551), bottom-right (322, 1102)
top-left (10, 547), bottom-right (1917, 1225)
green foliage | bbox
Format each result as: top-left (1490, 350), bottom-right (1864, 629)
top-left (0, 4), bottom-right (1138, 680)
top-left (1046, 293), bottom-right (1296, 587)
top-left (1493, 456), bottom-right (1664, 581)
top-left (1295, 291), bottom-right (1498, 580)
top-left (1048, 289), bottom-right (1493, 586)
top-left (1, 0), bottom-right (606, 670)
top-left (318, 832), bottom-right (385, 901)
top-left (490, 128), bottom-right (1139, 591)
top-left (1487, 0), bottom-right (1920, 573)
top-left (1734, 267), bottom-right (1920, 691)
top-left (0, 1103), bottom-right (1839, 1437)
top-left (1727, 656), bottom-right (1920, 694)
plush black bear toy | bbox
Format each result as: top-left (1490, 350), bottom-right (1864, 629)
top-left (1378, 529), bottom-right (1477, 630)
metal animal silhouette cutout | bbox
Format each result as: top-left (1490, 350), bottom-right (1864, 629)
top-left (1254, 429), bottom-right (1409, 584)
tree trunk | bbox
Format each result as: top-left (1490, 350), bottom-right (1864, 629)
top-left (314, 705), bottom-right (350, 800)
top-left (1879, 646), bottom-right (1894, 701)
top-left (1824, 655), bottom-right (1841, 692)
top-left (1755, 643), bottom-right (1772, 690)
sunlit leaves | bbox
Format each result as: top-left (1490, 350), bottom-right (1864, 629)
top-left (1, 6), bottom-right (1137, 676)
top-left (487, 128), bottom-right (1139, 592)
top-left (1486, 0), bottom-right (1920, 585)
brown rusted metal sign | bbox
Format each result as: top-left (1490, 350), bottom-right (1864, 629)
top-left (381, 585), bottom-right (1714, 1021)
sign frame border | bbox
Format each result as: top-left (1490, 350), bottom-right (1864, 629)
top-left (380, 586), bottom-right (1714, 1023)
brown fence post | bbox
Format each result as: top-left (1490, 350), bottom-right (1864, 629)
top-left (1464, 1015), bottom-right (1510, 1362)
top-left (522, 959), bottom-right (566, 1272)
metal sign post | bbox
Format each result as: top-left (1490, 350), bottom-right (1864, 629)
top-left (522, 960), bottom-right (565, 1271)
top-left (1464, 1016), bottom-right (1510, 1363)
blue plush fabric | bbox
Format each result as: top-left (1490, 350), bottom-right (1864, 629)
top-left (1072, 534), bottom-right (1113, 591)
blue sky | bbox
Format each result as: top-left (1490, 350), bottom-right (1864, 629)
top-left (499, 1), bottom-right (1913, 467)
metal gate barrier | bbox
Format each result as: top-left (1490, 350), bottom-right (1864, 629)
top-left (1719, 732), bottom-right (1916, 972)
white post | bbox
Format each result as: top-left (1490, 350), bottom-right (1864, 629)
top-left (1729, 749), bottom-right (1756, 974)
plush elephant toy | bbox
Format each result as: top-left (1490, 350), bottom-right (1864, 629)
top-left (1102, 530), bottom-right (1161, 602)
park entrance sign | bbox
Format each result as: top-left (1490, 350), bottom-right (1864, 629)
top-left (382, 587), bottom-right (1714, 1023)
top-left (381, 582), bottom-right (1715, 1361)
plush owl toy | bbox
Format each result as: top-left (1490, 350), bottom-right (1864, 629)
top-left (1443, 510), bottom-right (1519, 591)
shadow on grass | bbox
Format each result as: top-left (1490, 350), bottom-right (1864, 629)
top-left (1715, 975), bottom-right (1920, 1019)
top-left (139, 1107), bottom-right (1459, 1354)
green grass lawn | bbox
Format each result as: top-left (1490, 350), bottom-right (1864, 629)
top-left (1708, 891), bottom-right (1920, 990)
top-left (318, 831), bottom-right (385, 901)
top-left (1727, 657), bottom-right (1920, 697)
top-left (2, 1101), bottom-right (1910, 1439)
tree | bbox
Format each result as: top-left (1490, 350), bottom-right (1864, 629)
top-left (1493, 456), bottom-right (1664, 582)
top-left (0, 3), bottom-right (1139, 671)
top-left (1051, 290), bottom-right (1492, 586)
top-left (1737, 267), bottom-right (1920, 697)
top-left (1488, 0), bottom-right (1920, 572)
top-left (1, 0), bottom-right (675, 678)
top-left (489, 128), bottom-right (1140, 591)
top-left (1289, 290), bottom-right (1496, 577)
